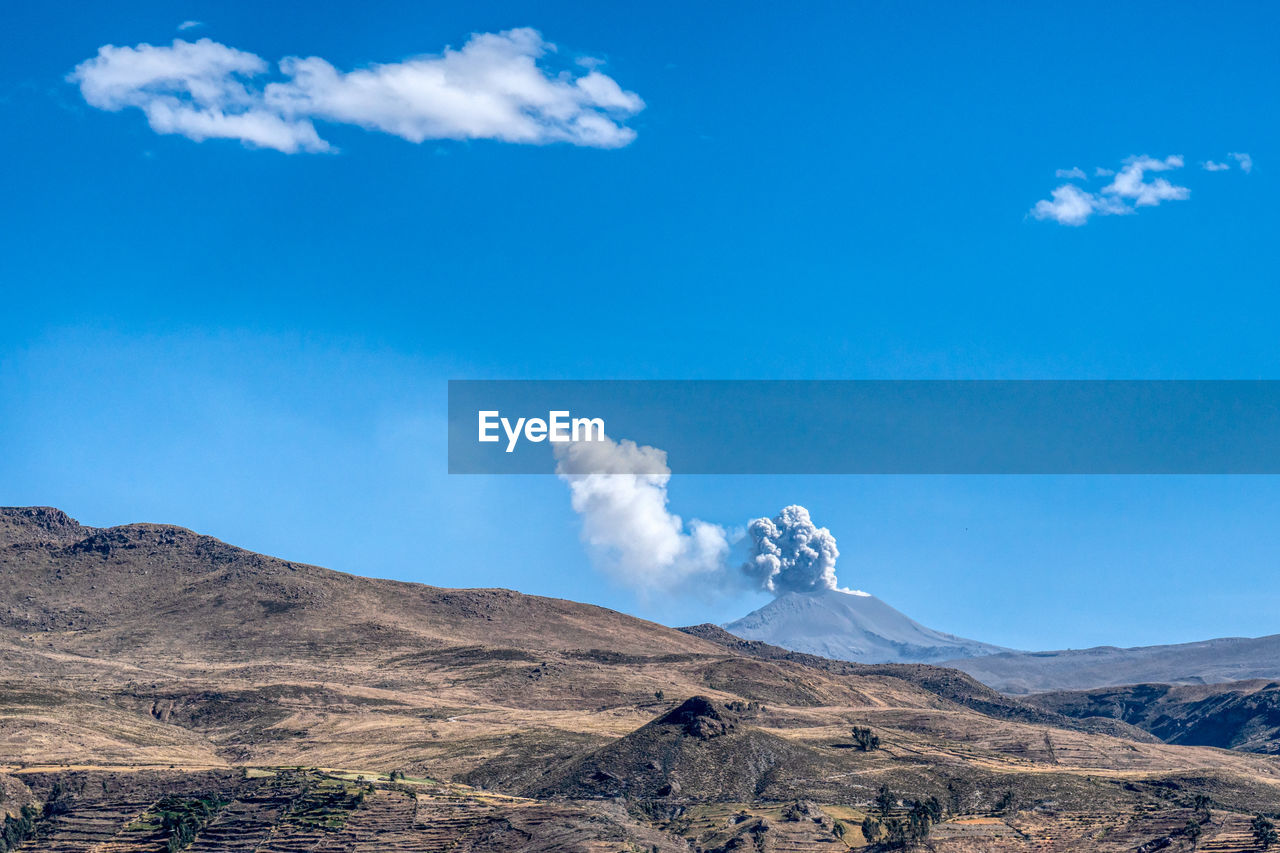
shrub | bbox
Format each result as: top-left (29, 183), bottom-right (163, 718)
top-left (851, 726), bottom-right (880, 751)
top-left (875, 784), bottom-right (895, 818)
top-left (1253, 815), bottom-right (1278, 849)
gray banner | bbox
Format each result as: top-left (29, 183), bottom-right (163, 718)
top-left (448, 380), bottom-right (1280, 474)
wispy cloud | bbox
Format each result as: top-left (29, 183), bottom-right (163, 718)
top-left (1032, 155), bottom-right (1193, 226)
top-left (177, 20), bottom-right (202, 31)
top-left (1055, 166), bottom-right (1087, 180)
top-left (68, 30), bottom-right (644, 153)
top-left (1230, 151), bottom-right (1253, 174)
top-left (1203, 160), bottom-right (1231, 171)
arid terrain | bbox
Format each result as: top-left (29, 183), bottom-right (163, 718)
top-left (3, 506), bottom-right (1280, 851)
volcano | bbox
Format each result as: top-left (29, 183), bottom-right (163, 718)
top-left (724, 587), bottom-right (1010, 664)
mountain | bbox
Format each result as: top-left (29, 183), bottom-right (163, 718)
top-left (6, 507), bottom-right (1280, 852)
top-left (944, 635), bottom-right (1280, 693)
top-left (1025, 680), bottom-right (1280, 755)
top-left (723, 587), bottom-right (1011, 664)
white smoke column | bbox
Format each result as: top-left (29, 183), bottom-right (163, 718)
top-left (742, 505), bottom-right (840, 594)
top-left (555, 435), bottom-right (729, 592)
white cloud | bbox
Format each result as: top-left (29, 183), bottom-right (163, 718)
top-left (1230, 151), bottom-right (1253, 174)
top-left (1032, 154), bottom-right (1190, 226)
top-left (1032, 184), bottom-right (1098, 226)
top-left (1203, 160), bottom-right (1231, 171)
top-left (69, 30), bottom-right (644, 153)
top-left (1103, 155), bottom-right (1189, 207)
top-left (68, 38), bottom-right (325, 153)
top-left (1055, 166), bottom-right (1087, 180)
top-left (1094, 167), bottom-right (1115, 177)
top-left (555, 435), bottom-right (729, 593)
top-left (177, 21), bottom-right (203, 31)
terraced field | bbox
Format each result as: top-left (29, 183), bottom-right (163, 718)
top-left (667, 800), bottom-right (1280, 852)
top-left (6, 765), bottom-right (1280, 851)
top-left (2, 768), bottom-right (686, 852)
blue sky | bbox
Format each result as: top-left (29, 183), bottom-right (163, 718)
top-left (2, 1), bottom-right (1278, 650)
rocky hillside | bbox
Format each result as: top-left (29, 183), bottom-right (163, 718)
top-left (1027, 680), bottom-right (1280, 754)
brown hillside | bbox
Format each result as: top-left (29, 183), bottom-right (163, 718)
top-left (4, 507), bottom-right (1280, 851)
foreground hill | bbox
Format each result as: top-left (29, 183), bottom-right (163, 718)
top-left (944, 635), bottom-right (1280, 693)
top-left (529, 696), bottom-right (815, 801)
top-left (4, 507), bottom-right (1280, 852)
top-left (723, 588), bottom-right (1009, 664)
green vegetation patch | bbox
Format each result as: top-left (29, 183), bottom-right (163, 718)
top-left (281, 775), bottom-right (369, 831)
top-left (0, 804), bottom-right (40, 852)
top-left (128, 794), bottom-right (228, 852)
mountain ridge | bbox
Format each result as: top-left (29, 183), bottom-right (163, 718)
top-left (944, 635), bottom-right (1280, 693)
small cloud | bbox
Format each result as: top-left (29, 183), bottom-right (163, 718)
top-left (1229, 152), bottom-right (1253, 174)
top-left (1032, 154), bottom-right (1189, 226)
top-left (1055, 166), bottom-right (1087, 180)
top-left (68, 30), bottom-right (645, 153)
top-left (1104, 155), bottom-right (1188, 207)
top-left (177, 20), bottom-right (202, 31)
top-left (1032, 184), bottom-right (1098, 226)
top-left (1094, 166), bottom-right (1115, 177)
top-left (1203, 160), bottom-right (1231, 171)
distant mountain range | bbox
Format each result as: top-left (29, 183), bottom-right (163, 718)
top-left (723, 587), bottom-right (1010, 664)
top-left (944, 635), bottom-right (1280, 693)
top-left (722, 587), bottom-right (1280, 696)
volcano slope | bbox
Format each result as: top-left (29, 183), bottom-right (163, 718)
top-left (2, 506), bottom-right (1280, 851)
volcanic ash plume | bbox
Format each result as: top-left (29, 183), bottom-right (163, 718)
top-left (554, 435), bottom-right (730, 593)
top-left (742, 505), bottom-right (840, 594)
